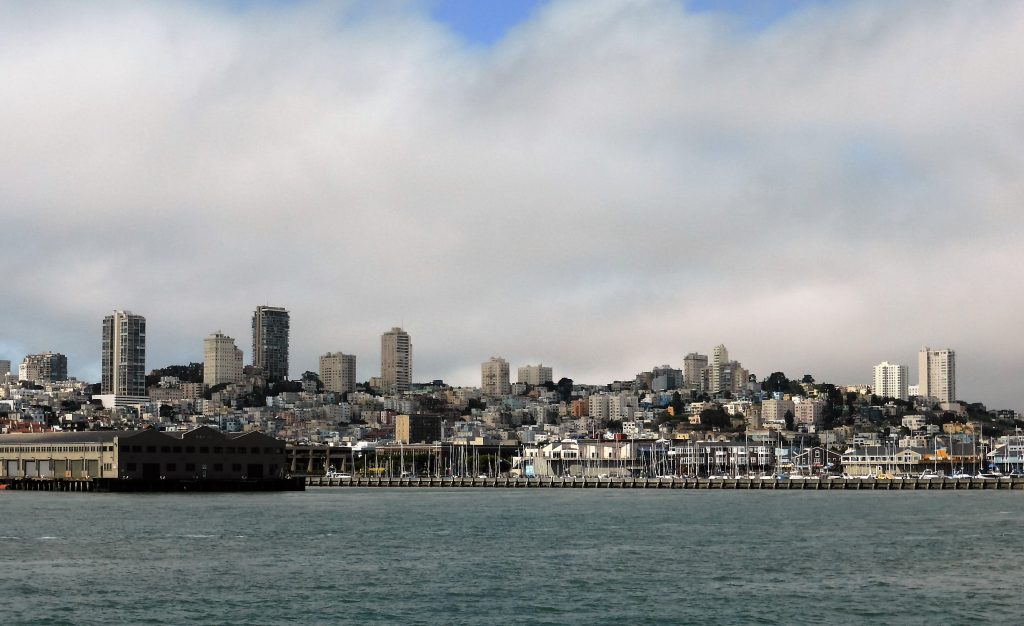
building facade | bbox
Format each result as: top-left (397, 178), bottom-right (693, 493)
top-left (683, 353), bottom-right (708, 391)
top-left (102, 310), bottom-right (146, 396)
top-left (481, 356), bottom-right (511, 396)
top-left (381, 327), bottom-right (412, 394)
top-left (0, 426), bottom-right (287, 482)
top-left (918, 347), bottom-right (955, 403)
top-left (252, 306), bottom-right (290, 382)
top-left (517, 364), bottom-right (553, 386)
top-left (873, 361), bottom-right (909, 401)
top-left (320, 352), bottom-right (357, 394)
top-left (395, 414), bottom-right (441, 444)
top-left (204, 332), bottom-right (243, 387)
top-left (19, 352), bottom-right (68, 384)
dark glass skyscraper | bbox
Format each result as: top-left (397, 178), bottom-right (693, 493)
top-left (101, 310), bottom-right (146, 396)
top-left (252, 306), bottom-right (290, 382)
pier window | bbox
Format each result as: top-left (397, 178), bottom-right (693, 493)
top-left (146, 446), bottom-right (156, 453)
top-left (232, 463), bottom-right (242, 471)
top-left (185, 446), bottom-right (195, 454)
top-left (166, 463), bottom-right (176, 472)
top-left (213, 464), bottom-right (223, 472)
top-left (173, 446), bottom-right (181, 453)
top-left (185, 463), bottom-right (195, 472)
top-left (161, 446), bottom-right (170, 453)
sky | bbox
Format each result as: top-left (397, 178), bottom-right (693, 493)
top-left (2, 0), bottom-right (1023, 410)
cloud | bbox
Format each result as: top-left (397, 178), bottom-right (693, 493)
top-left (1, 0), bottom-right (1023, 410)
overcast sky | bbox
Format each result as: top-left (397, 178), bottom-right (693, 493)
top-left (2, 0), bottom-right (1022, 410)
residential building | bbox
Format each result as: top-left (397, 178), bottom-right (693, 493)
top-left (0, 360), bottom-right (11, 378)
top-left (705, 345), bottom-right (748, 395)
top-left (683, 353), bottom-right (708, 391)
top-left (381, 327), bottom-right (412, 394)
top-left (481, 356), bottom-right (511, 396)
top-left (517, 364), bottom-right (553, 386)
top-left (651, 365), bottom-right (682, 392)
top-left (395, 414), bottom-right (441, 444)
top-left (710, 345), bottom-right (729, 393)
top-left (761, 398), bottom-right (795, 429)
top-left (19, 352), bottom-right (68, 383)
top-left (793, 398), bottom-right (825, 428)
top-left (873, 361), bottom-right (909, 401)
top-left (102, 310), bottom-right (146, 396)
top-left (252, 306), bottom-right (290, 382)
top-left (918, 347), bottom-right (955, 403)
top-left (320, 352), bottom-right (357, 394)
top-left (588, 394), bottom-right (610, 421)
top-left (204, 332), bottom-right (243, 387)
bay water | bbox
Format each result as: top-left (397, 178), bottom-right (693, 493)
top-left (2, 489), bottom-right (1023, 624)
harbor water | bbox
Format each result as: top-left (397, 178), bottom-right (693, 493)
top-left (2, 489), bottom-right (1023, 625)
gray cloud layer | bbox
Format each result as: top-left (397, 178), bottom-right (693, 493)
top-left (2, 1), bottom-right (1022, 409)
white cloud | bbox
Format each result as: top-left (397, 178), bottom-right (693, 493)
top-left (1, 0), bottom-right (1022, 410)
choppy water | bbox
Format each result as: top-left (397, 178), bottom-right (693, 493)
top-left (2, 489), bottom-right (1023, 625)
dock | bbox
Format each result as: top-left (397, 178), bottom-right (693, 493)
top-left (305, 475), bottom-right (1024, 490)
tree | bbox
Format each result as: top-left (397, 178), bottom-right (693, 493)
top-left (699, 407), bottom-right (731, 430)
top-left (203, 383), bottom-right (229, 400)
top-left (801, 374), bottom-right (815, 384)
top-left (670, 391), bottom-right (684, 417)
top-left (302, 371), bottom-right (323, 394)
top-left (763, 372), bottom-right (790, 395)
top-left (556, 378), bottom-right (574, 403)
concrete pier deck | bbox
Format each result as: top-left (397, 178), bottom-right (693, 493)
top-left (306, 475), bottom-right (1024, 490)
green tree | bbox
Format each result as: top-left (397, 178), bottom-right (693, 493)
top-left (699, 407), bottom-right (731, 430)
top-left (301, 371), bottom-right (324, 393)
top-left (763, 372), bottom-right (790, 395)
top-left (670, 391), bottom-right (684, 416)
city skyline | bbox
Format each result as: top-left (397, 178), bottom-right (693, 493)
top-left (3, 1), bottom-right (1023, 410)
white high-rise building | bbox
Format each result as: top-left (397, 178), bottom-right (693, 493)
top-left (517, 364), bottom-right (553, 386)
top-left (918, 347), bottom-right (956, 403)
top-left (204, 332), bottom-right (243, 387)
top-left (872, 361), bottom-right (909, 401)
top-left (481, 356), bottom-right (511, 396)
top-left (321, 352), bottom-right (357, 394)
top-left (381, 327), bottom-right (412, 394)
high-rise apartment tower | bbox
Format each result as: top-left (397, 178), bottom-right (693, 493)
top-left (252, 306), bottom-right (290, 382)
top-left (204, 332), bottom-right (243, 387)
top-left (872, 361), bottom-right (909, 401)
top-left (918, 347), bottom-right (955, 403)
top-left (381, 327), bottom-right (412, 394)
top-left (102, 310), bottom-right (146, 396)
top-left (481, 356), bottom-right (511, 396)
top-left (320, 352), bottom-right (357, 394)
top-left (19, 352), bottom-right (68, 384)
top-left (517, 364), bottom-right (553, 386)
